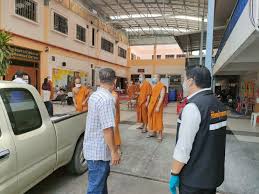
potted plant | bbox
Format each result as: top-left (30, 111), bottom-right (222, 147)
top-left (0, 31), bottom-right (12, 80)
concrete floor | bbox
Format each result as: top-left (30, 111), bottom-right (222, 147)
top-left (26, 102), bottom-right (259, 194)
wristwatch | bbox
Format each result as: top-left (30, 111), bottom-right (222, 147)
top-left (171, 170), bottom-right (179, 176)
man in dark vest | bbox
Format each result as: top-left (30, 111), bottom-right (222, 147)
top-left (169, 65), bottom-right (227, 194)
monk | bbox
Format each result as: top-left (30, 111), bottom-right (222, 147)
top-left (112, 90), bottom-right (122, 154)
top-left (72, 78), bottom-right (91, 112)
top-left (127, 80), bottom-right (136, 110)
top-left (136, 74), bottom-right (152, 133)
top-left (127, 80), bottom-right (136, 99)
top-left (147, 74), bottom-right (166, 141)
top-left (134, 80), bottom-right (140, 94)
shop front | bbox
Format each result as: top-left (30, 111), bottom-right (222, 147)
top-left (5, 46), bottom-right (40, 90)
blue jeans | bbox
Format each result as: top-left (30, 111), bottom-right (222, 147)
top-left (87, 160), bottom-right (110, 194)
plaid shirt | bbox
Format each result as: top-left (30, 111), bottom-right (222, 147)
top-left (83, 87), bottom-right (115, 161)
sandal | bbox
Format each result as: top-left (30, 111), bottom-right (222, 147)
top-left (141, 129), bottom-right (148, 133)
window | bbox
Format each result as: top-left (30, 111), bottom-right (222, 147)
top-left (76, 24), bottom-right (86, 42)
top-left (176, 54), bottom-right (186, 58)
top-left (0, 89), bottom-right (42, 135)
top-left (92, 28), bottom-right (95, 46)
top-left (101, 38), bottom-right (114, 53)
top-left (15, 0), bottom-right (37, 22)
top-left (131, 53), bottom-right (136, 60)
top-left (118, 47), bottom-right (127, 59)
top-left (54, 13), bottom-right (68, 35)
top-left (157, 55), bottom-right (161, 59)
top-left (165, 54), bottom-right (175, 59)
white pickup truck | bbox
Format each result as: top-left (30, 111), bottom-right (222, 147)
top-left (0, 82), bottom-right (87, 194)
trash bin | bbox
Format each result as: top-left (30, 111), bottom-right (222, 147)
top-left (169, 89), bottom-right (177, 102)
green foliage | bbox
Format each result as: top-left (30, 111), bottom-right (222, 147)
top-left (0, 31), bottom-right (12, 76)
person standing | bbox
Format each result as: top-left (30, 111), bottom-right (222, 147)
top-left (73, 78), bottom-right (91, 112)
top-left (42, 77), bottom-right (54, 116)
top-left (12, 71), bottom-right (26, 84)
top-left (112, 90), bottom-right (122, 154)
top-left (84, 68), bottom-right (121, 194)
top-left (136, 74), bottom-right (152, 133)
top-left (127, 80), bottom-right (136, 110)
top-left (147, 74), bottom-right (166, 141)
top-left (169, 66), bottom-right (227, 194)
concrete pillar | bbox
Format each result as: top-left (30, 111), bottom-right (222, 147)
top-left (205, 0), bottom-right (215, 72)
top-left (199, 17), bottom-right (205, 65)
top-left (43, 3), bottom-right (50, 42)
top-left (126, 47), bottom-right (131, 81)
top-left (153, 44), bottom-right (157, 75)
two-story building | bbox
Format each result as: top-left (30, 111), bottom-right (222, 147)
top-left (0, 0), bottom-right (129, 91)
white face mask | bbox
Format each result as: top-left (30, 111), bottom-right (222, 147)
top-left (182, 80), bottom-right (189, 97)
top-left (75, 84), bottom-right (81, 88)
top-left (139, 77), bottom-right (143, 82)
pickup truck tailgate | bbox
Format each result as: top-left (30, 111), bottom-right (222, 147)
top-left (52, 112), bottom-right (87, 168)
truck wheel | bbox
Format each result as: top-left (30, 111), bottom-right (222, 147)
top-left (67, 137), bottom-right (88, 175)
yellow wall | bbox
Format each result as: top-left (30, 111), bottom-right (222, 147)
top-left (128, 58), bottom-right (186, 79)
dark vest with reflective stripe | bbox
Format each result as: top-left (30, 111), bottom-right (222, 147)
top-left (176, 90), bottom-right (227, 189)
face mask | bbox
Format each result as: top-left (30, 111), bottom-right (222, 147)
top-left (139, 77), bottom-right (143, 82)
top-left (182, 80), bottom-right (189, 97)
top-left (152, 78), bottom-right (158, 84)
top-left (75, 84), bottom-right (81, 88)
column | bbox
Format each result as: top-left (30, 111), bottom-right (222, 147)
top-left (43, 1), bottom-right (50, 42)
top-left (199, 17), bottom-right (205, 65)
top-left (126, 47), bottom-right (131, 81)
top-left (205, 0), bottom-right (215, 72)
top-left (152, 44), bottom-right (157, 75)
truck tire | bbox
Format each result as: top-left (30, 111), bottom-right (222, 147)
top-left (67, 137), bottom-right (88, 175)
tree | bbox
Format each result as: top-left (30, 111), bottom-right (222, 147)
top-left (0, 31), bottom-right (12, 78)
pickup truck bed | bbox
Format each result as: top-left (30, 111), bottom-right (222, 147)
top-left (0, 82), bottom-right (87, 194)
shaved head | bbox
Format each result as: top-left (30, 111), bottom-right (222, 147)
top-left (154, 74), bottom-right (161, 80)
top-left (75, 78), bottom-right (81, 84)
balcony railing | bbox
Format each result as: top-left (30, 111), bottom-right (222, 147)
top-left (215, 0), bottom-right (249, 62)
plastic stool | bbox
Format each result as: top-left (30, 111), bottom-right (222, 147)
top-left (251, 112), bottom-right (259, 127)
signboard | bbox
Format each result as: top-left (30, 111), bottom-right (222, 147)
top-left (11, 46), bottom-right (40, 62)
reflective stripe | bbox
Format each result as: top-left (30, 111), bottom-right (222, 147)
top-left (209, 121), bottom-right (227, 131)
top-left (211, 111), bottom-right (227, 119)
top-left (177, 119), bottom-right (182, 123)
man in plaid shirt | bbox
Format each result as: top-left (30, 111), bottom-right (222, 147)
top-left (84, 68), bottom-right (121, 194)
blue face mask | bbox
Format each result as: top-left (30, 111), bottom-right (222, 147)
top-left (152, 78), bottom-right (158, 84)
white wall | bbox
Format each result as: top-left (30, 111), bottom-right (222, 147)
top-left (2, 0), bottom-right (45, 41)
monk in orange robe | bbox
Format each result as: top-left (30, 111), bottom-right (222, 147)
top-left (127, 80), bottom-right (136, 110)
top-left (112, 90), bottom-right (122, 153)
top-left (127, 80), bottom-right (136, 99)
top-left (72, 78), bottom-right (91, 112)
top-left (137, 74), bottom-right (152, 133)
top-left (147, 74), bottom-right (166, 141)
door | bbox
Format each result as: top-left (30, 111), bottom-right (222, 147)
top-left (0, 99), bottom-right (18, 194)
top-left (0, 88), bottom-right (56, 193)
top-left (5, 65), bottom-right (39, 89)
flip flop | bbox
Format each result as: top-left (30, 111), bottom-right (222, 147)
top-left (141, 129), bottom-right (148, 133)
top-left (137, 126), bottom-right (144, 130)
top-left (146, 133), bottom-right (156, 138)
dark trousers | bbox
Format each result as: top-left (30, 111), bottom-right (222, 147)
top-left (44, 101), bottom-right (53, 116)
top-left (87, 160), bottom-right (110, 194)
top-left (180, 183), bottom-right (216, 194)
